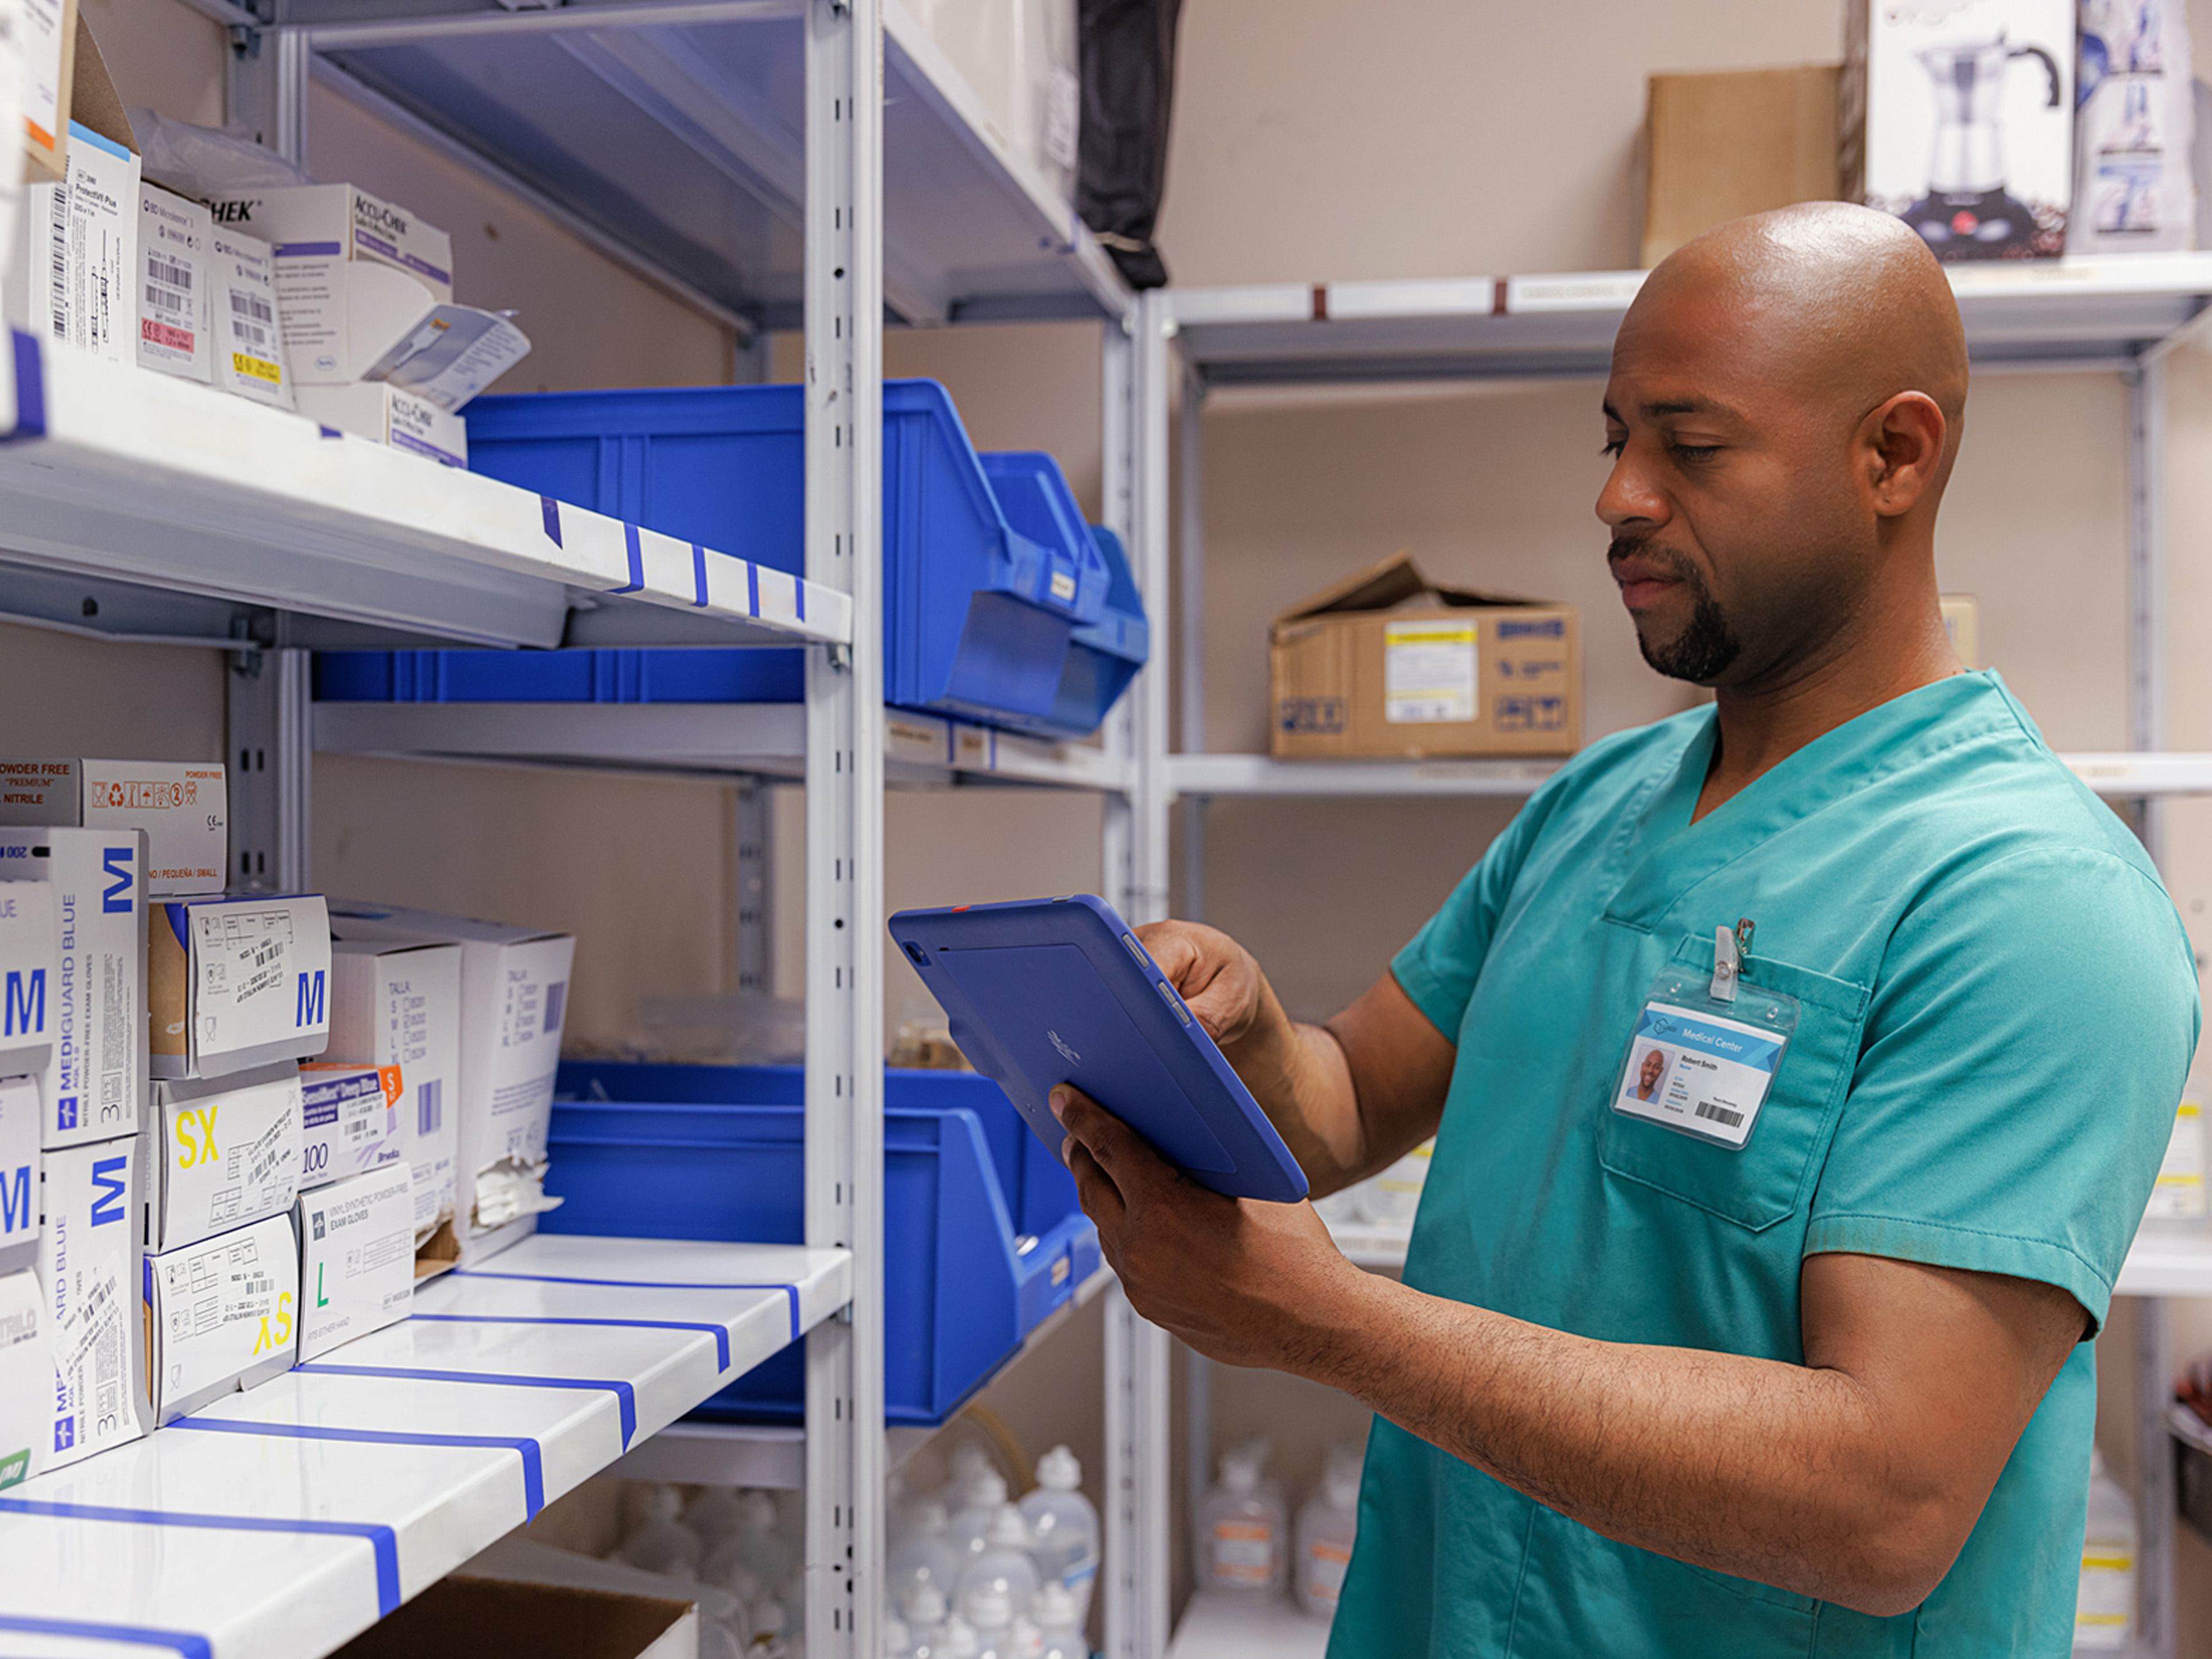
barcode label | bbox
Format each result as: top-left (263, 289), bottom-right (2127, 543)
top-left (543, 981), bottom-right (568, 1036)
top-left (230, 315), bottom-right (270, 351)
top-left (144, 281), bottom-right (186, 314)
top-left (417, 1078), bottom-right (442, 1135)
top-left (229, 289), bottom-right (274, 324)
top-left (147, 254), bottom-right (193, 292)
top-left (47, 187), bottom-right (68, 340)
top-left (1693, 1100), bottom-right (1744, 1129)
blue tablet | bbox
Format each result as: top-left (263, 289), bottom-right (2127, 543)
top-left (888, 895), bottom-right (1309, 1204)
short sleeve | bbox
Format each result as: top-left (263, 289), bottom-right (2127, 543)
top-left (1805, 847), bottom-right (2201, 1332)
top-left (1390, 793), bottom-right (1557, 1043)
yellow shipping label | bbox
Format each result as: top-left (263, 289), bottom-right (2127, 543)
top-left (233, 353), bottom-right (281, 385)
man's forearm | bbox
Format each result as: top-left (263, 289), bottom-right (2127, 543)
top-left (1214, 991), bottom-right (1370, 1193)
top-left (1293, 1271), bottom-right (1964, 1616)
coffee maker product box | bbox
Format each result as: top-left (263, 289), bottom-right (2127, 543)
top-left (1269, 553), bottom-right (1581, 761)
top-left (0, 1268), bottom-right (50, 1488)
top-left (295, 1163), bottom-right (412, 1362)
top-left (2071, 0), bottom-right (2195, 253)
top-left (0, 1076), bottom-right (39, 1277)
top-left (143, 1210), bottom-right (296, 1426)
top-left (327, 904), bottom-right (573, 1264)
top-left (296, 382), bottom-right (468, 468)
top-left (136, 181), bottom-right (212, 383)
top-left (208, 224), bottom-right (294, 410)
top-left (1640, 65), bottom-right (1840, 268)
top-left (145, 1061), bottom-right (302, 1254)
top-left (1841, 0), bottom-right (2074, 261)
top-left (0, 826), bottom-right (146, 1149)
top-left (0, 758), bottom-right (228, 896)
top-left (203, 184), bottom-right (452, 380)
top-left (329, 938), bottom-right (460, 1248)
top-left (149, 893), bottom-right (331, 1080)
top-left (296, 1061), bottom-right (402, 1191)
top-left (0, 882), bottom-right (57, 1079)
top-left (38, 1132), bottom-right (149, 1467)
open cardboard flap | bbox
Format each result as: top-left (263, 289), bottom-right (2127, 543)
top-left (1271, 551), bottom-right (1550, 635)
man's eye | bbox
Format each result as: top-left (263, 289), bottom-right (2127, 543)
top-left (1670, 444), bottom-right (1720, 465)
top-left (1600, 439), bottom-right (1625, 459)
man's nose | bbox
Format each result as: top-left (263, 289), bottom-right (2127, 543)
top-left (1597, 444), bottom-right (1669, 531)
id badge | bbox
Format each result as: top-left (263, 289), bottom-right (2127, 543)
top-left (1613, 926), bottom-right (1799, 1151)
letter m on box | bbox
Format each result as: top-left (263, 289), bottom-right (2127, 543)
top-left (3, 969), bottom-right (41, 1037)
top-left (297, 969), bottom-right (324, 1028)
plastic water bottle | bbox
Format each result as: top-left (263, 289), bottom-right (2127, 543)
top-left (1295, 1445), bottom-right (1362, 1619)
top-left (901, 1583), bottom-right (952, 1649)
top-left (1030, 1583), bottom-right (1084, 1659)
top-left (931, 1614), bottom-right (983, 1659)
top-left (949, 1470), bottom-right (1013, 1563)
top-left (1018, 1446), bottom-right (1100, 1624)
top-left (729, 1489), bottom-right (797, 1590)
top-left (2075, 1447), bottom-right (2138, 1652)
top-left (1196, 1443), bottom-right (1285, 1598)
top-left (958, 1504), bottom-right (1041, 1610)
top-left (623, 1483), bottom-right (704, 1577)
top-left (946, 1441), bottom-right (1002, 1509)
top-left (882, 1617), bottom-right (910, 1659)
top-left (888, 1498), bottom-right (963, 1614)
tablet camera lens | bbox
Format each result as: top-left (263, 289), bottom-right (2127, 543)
top-left (904, 941), bottom-right (930, 967)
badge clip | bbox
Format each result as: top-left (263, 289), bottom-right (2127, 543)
top-left (1710, 918), bottom-right (1754, 1003)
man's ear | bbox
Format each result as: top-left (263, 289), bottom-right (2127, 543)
top-left (1861, 392), bottom-right (1947, 519)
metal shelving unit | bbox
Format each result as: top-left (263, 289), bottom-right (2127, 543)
top-left (0, 4), bottom-right (1179, 1657)
top-left (1147, 258), bottom-right (2212, 1659)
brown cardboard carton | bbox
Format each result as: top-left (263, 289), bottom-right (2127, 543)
top-left (20, 0), bottom-right (80, 184)
top-left (1268, 553), bottom-right (1580, 760)
top-left (1641, 65), bottom-right (1840, 268)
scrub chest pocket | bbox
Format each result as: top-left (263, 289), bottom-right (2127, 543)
top-left (1597, 937), bottom-right (1870, 1231)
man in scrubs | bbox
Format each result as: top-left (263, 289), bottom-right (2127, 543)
top-left (1051, 203), bottom-right (2200, 1656)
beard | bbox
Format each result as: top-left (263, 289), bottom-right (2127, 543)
top-left (1609, 537), bottom-right (1741, 684)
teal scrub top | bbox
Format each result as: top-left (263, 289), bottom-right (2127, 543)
top-left (1327, 672), bottom-right (2200, 1659)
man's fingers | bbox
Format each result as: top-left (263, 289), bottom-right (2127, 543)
top-left (1064, 1136), bottom-right (1127, 1232)
top-left (1051, 1085), bottom-right (1166, 1192)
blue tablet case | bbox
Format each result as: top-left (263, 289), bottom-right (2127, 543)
top-left (888, 896), bottom-right (1309, 1204)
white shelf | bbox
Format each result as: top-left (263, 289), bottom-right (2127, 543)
top-left (316, 702), bottom-right (1134, 793)
top-left (0, 1234), bottom-right (850, 1659)
top-left (0, 337), bottom-right (854, 653)
top-left (304, 0), bottom-right (1131, 329)
top-left (1166, 1593), bottom-right (1332, 1659)
top-left (612, 1265), bottom-right (1116, 1489)
top-left (1169, 751), bottom-right (2212, 801)
top-left (1169, 254), bottom-right (2212, 384)
top-left (1325, 1212), bottom-right (2212, 1297)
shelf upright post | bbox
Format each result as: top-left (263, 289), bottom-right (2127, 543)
top-left (1100, 286), bottom-right (1177, 1659)
top-left (2126, 347), bottom-right (2176, 1659)
top-left (226, 648), bottom-right (313, 892)
top-left (1099, 313), bottom-right (1139, 918)
top-left (803, 0), bottom-right (886, 1654)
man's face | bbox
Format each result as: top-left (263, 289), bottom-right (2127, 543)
top-left (1639, 1049), bottom-right (1666, 1092)
top-left (1597, 281), bottom-right (1872, 689)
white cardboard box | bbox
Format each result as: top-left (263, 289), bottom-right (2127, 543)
top-left (2071, 0), bottom-right (2195, 253)
top-left (137, 181), bottom-right (212, 383)
top-left (146, 1061), bottom-right (302, 1254)
top-left (0, 826), bottom-right (147, 1149)
top-left (297, 1061), bottom-right (403, 1191)
top-left (1842, 0), bottom-right (2076, 261)
top-left (0, 758), bottom-right (228, 896)
top-left (208, 224), bottom-right (294, 409)
top-left (149, 892), bottom-right (331, 1080)
top-left (0, 1268), bottom-right (49, 1489)
top-left (204, 184), bottom-right (452, 380)
top-left (38, 1132), bottom-right (149, 1467)
top-left (0, 882), bottom-right (57, 1078)
top-left (328, 904), bottom-right (574, 1261)
top-left (297, 381), bottom-right (468, 468)
top-left (329, 937), bottom-right (460, 1245)
top-left (18, 0), bottom-right (70, 184)
top-left (12, 119), bottom-right (139, 363)
top-left (144, 1210), bottom-right (297, 1426)
top-left (0, 1076), bottom-right (39, 1278)
top-left (296, 1163), bottom-right (412, 1362)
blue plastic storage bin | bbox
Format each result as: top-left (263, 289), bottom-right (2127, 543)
top-left (313, 647), bottom-right (804, 704)
top-left (542, 1062), bottom-right (1100, 1426)
top-left (449, 380), bottom-right (1147, 736)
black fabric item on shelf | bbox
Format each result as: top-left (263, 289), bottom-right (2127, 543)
top-left (1077, 0), bottom-right (1183, 290)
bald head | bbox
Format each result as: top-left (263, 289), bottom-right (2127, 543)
top-left (1598, 203), bottom-right (1970, 695)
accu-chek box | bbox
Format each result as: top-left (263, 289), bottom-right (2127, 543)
top-left (144, 1210), bottom-right (297, 1426)
top-left (145, 1061), bottom-right (303, 1254)
top-left (148, 892), bottom-right (331, 1080)
top-left (0, 826), bottom-right (148, 1149)
top-left (296, 1163), bottom-right (412, 1362)
top-left (39, 1134), bottom-right (150, 1467)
